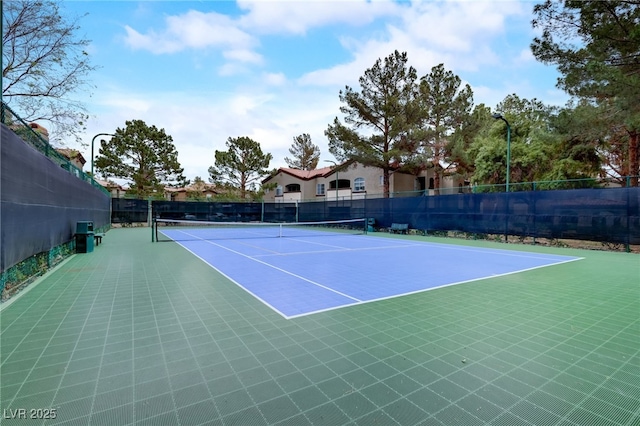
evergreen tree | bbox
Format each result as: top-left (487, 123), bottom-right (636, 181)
top-left (416, 64), bottom-right (474, 193)
top-left (532, 0), bottom-right (640, 185)
top-left (208, 136), bottom-right (272, 199)
top-left (284, 134), bottom-right (320, 170)
top-left (325, 50), bottom-right (420, 197)
top-left (95, 120), bottom-right (185, 198)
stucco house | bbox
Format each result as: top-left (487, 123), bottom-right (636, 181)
top-left (55, 148), bottom-right (86, 171)
top-left (262, 161), bottom-right (466, 202)
top-left (96, 179), bottom-right (127, 198)
top-left (164, 183), bottom-right (219, 201)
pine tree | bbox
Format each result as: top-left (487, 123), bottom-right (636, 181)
top-left (325, 50), bottom-right (420, 197)
top-left (208, 137), bottom-right (272, 199)
top-left (95, 120), bottom-right (185, 198)
top-left (284, 134), bottom-right (320, 170)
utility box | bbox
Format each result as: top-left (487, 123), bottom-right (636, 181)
top-left (76, 221), bottom-right (95, 253)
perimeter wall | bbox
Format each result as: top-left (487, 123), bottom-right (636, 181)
top-left (1, 123), bottom-right (111, 275)
top-left (152, 187), bottom-right (640, 246)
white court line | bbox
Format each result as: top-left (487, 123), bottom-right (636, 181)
top-left (285, 256), bottom-right (585, 319)
top-left (172, 230), bottom-right (362, 303)
top-left (167, 242), bottom-right (289, 318)
top-left (162, 229), bottom-right (584, 319)
top-left (252, 243), bottom-right (418, 258)
top-left (246, 232), bottom-right (579, 262)
top-left (226, 233), bottom-right (372, 255)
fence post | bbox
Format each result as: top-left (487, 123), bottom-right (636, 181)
top-left (626, 185), bottom-right (631, 253)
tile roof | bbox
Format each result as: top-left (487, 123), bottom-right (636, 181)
top-left (56, 148), bottom-right (87, 165)
top-left (279, 166), bottom-right (333, 180)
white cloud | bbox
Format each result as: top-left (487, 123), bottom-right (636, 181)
top-left (124, 10), bottom-right (256, 54)
top-left (516, 48), bottom-right (535, 64)
top-left (237, 0), bottom-right (400, 35)
top-left (230, 94), bottom-right (273, 116)
top-left (263, 72), bottom-right (287, 86)
top-left (298, 0), bottom-right (524, 87)
top-left (218, 62), bottom-right (250, 76)
top-left (81, 0), bottom-right (565, 183)
top-left (223, 49), bottom-right (264, 64)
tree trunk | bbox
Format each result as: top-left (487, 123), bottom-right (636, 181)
top-left (629, 131), bottom-right (639, 187)
top-left (383, 169), bottom-right (390, 198)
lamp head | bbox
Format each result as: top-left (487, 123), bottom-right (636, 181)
top-left (491, 113), bottom-right (503, 120)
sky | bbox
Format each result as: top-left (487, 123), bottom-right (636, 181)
top-left (61, 0), bottom-right (570, 183)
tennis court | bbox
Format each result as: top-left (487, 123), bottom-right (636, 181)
top-left (156, 220), bottom-right (581, 318)
top-left (1, 227), bottom-right (638, 425)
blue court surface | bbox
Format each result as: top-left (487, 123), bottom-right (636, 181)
top-left (160, 228), bottom-right (582, 319)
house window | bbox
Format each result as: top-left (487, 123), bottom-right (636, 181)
top-left (429, 178), bottom-right (435, 190)
top-left (285, 183), bottom-right (300, 193)
top-left (316, 183), bottom-right (325, 195)
top-left (329, 179), bottom-right (350, 190)
top-left (379, 176), bottom-right (384, 186)
top-left (275, 186), bottom-right (283, 196)
top-left (354, 177), bottom-right (365, 192)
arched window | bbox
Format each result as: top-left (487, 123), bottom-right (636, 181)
top-left (354, 177), bottom-right (365, 192)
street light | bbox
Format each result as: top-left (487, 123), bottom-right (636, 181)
top-left (492, 114), bottom-right (511, 192)
top-left (91, 133), bottom-right (115, 177)
top-left (324, 160), bottom-right (339, 201)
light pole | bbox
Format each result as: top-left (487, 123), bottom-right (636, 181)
top-left (492, 114), bottom-right (511, 192)
top-left (324, 160), bottom-right (339, 201)
top-left (91, 133), bottom-right (115, 177)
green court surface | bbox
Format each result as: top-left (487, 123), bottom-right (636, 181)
top-left (1, 227), bottom-right (638, 425)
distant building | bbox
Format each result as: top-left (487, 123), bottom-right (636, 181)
top-left (55, 148), bottom-right (86, 171)
top-left (29, 122), bottom-right (49, 141)
top-left (164, 183), bottom-right (218, 201)
top-left (262, 161), bottom-right (465, 202)
top-left (96, 179), bottom-right (126, 198)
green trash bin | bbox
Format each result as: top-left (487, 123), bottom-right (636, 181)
top-left (76, 221), bottom-right (95, 253)
top-left (76, 221), bottom-right (94, 234)
top-left (367, 218), bottom-right (376, 232)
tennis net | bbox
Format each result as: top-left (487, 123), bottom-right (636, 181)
top-left (153, 218), bottom-right (367, 242)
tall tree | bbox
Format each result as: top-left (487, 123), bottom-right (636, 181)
top-left (325, 50), bottom-right (420, 197)
top-left (2, 0), bottom-right (97, 145)
top-left (95, 119), bottom-right (186, 198)
top-left (551, 101), bottom-right (616, 183)
top-left (209, 136), bottom-right (272, 199)
top-left (284, 133), bottom-right (320, 170)
top-left (531, 0), bottom-right (640, 185)
top-left (447, 103), bottom-right (493, 181)
top-left (416, 64), bottom-right (474, 193)
top-left (470, 94), bottom-right (600, 189)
